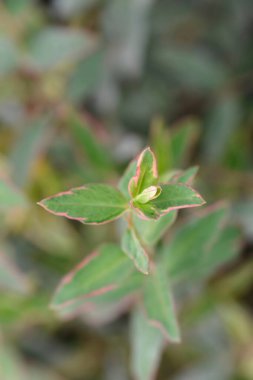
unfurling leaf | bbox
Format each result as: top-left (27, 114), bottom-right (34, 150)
top-left (129, 147), bottom-right (158, 198)
top-left (132, 183), bottom-right (205, 220)
top-left (134, 185), bottom-right (161, 204)
top-left (38, 184), bottom-right (128, 224)
top-left (122, 228), bottom-right (149, 274)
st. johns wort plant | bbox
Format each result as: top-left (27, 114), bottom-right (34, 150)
top-left (38, 145), bottom-right (240, 380)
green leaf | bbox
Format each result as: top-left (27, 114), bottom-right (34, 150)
top-left (58, 270), bottom-right (143, 322)
top-left (10, 116), bottom-right (50, 187)
top-left (38, 184), bottom-right (128, 224)
top-left (68, 112), bottom-right (113, 172)
top-left (143, 264), bottom-right (181, 342)
top-left (28, 27), bottom-right (95, 71)
top-left (121, 228), bottom-right (149, 274)
top-left (130, 307), bottom-right (164, 380)
top-left (170, 166), bottom-right (199, 185)
top-left (118, 159), bottom-right (137, 200)
top-left (68, 50), bottom-right (104, 103)
top-left (150, 117), bottom-right (172, 174)
top-left (0, 36), bottom-right (18, 76)
top-left (196, 225), bottom-right (241, 279)
top-left (0, 179), bottom-right (27, 210)
top-left (51, 244), bottom-right (134, 308)
top-left (162, 204), bottom-right (235, 282)
top-left (129, 147), bottom-right (158, 198)
top-left (149, 184), bottom-right (205, 215)
top-left (134, 211), bottom-right (177, 246)
top-left (170, 118), bottom-right (200, 167)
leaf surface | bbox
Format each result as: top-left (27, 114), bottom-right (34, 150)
top-left (129, 147), bottom-right (158, 198)
top-left (122, 228), bottom-right (149, 274)
top-left (38, 184), bottom-right (128, 224)
top-left (51, 244), bottom-right (134, 308)
top-left (162, 204), bottom-right (238, 282)
top-left (150, 184), bottom-right (205, 214)
top-left (130, 307), bottom-right (164, 380)
top-left (134, 211), bottom-right (177, 246)
top-left (143, 264), bottom-right (180, 342)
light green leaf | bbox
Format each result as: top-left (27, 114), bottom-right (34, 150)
top-left (150, 117), bottom-right (172, 174)
top-left (118, 159), bottom-right (137, 199)
top-left (68, 112), bottom-right (113, 172)
top-left (129, 147), bottom-right (158, 198)
top-left (0, 36), bottom-right (18, 76)
top-left (0, 249), bottom-right (30, 294)
top-left (121, 228), bottom-right (149, 274)
top-left (38, 184), bottom-right (128, 224)
top-left (170, 118), bottom-right (200, 167)
top-left (10, 116), bottom-right (50, 187)
top-left (150, 184), bottom-right (205, 214)
top-left (58, 270), bottom-right (143, 321)
top-left (134, 211), bottom-right (177, 246)
top-left (130, 307), bottom-right (164, 380)
top-left (134, 185), bottom-right (161, 204)
top-left (162, 204), bottom-right (237, 282)
top-left (68, 50), bottom-right (104, 102)
top-left (28, 27), bottom-right (95, 71)
top-left (170, 166), bottom-right (199, 185)
top-left (143, 264), bottom-right (181, 342)
top-left (51, 244), bottom-right (134, 308)
top-left (0, 179), bottom-right (27, 210)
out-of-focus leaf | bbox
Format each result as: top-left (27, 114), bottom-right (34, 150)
top-left (68, 50), bottom-right (104, 103)
top-left (170, 166), bottom-right (199, 185)
top-left (10, 116), bottom-right (51, 187)
top-left (4, 0), bottom-right (31, 14)
top-left (27, 27), bottom-right (95, 71)
top-left (38, 184), bottom-right (128, 224)
top-left (134, 211), bottom-right (177, 246)
top-left (202, 93), bottom-right (241, 163)
top-left (232, 200), bottom-right (253, 239)
top-left (143, 264), bottom-right (181, 342)
top-left (53, 0), bottom-right (98, 18)
top-left (170, 118), bottom-right (200, 167)
top-left (0, 36), bottom-right (18, 76)
top-left (129, 147), bottom-right (158, 198)
top-left (162, 204), bottom-right (240, 282)
top-left (0, 343), bottom-right (26, 380)
top-left (0, 248), bottom-right (30, 294)
top-left (57, 270), bottom-right (142, 322)
top-left (130, 307), bottom-right (164, 380)
top-left (51, 244), bottom-right (134, 308)
top-left (0, 179), bottom-right (27, 210)
top-left (150, 117), bottom-right (172, 174)
top-left (154, 46), bottom-right (227, 90)
top-left (68, 113), bottom-right (113, 172)
top-left (118, 159), bottom-right (137, 199)
top-left (121, 227), bottom-right (149, 274)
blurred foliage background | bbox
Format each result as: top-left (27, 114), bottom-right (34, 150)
top-left (0, 0), bottom-right (253, 379)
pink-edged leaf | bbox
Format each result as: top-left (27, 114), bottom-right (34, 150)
top-left (38, 184), bottom-right (128, 224)
top-left (121, 228), bottom-right (150, 274)
top-left (129, 147), bottom-right (158, 198)
top-left (132, 184), bottom-right (205, 220)
top-left (149, 183), bottom-right (205, 215)
top-left (143, 264), bottom-right (181, 342)
top-left (51, 244), bottom-right (134, 308)
top-left (130, 307), bottom-right (165, 380)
